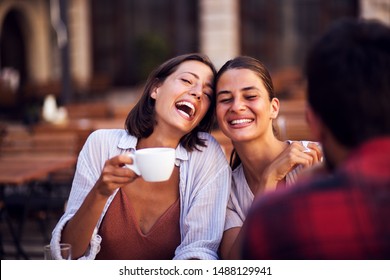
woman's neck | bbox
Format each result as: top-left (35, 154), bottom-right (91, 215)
top-left (234, 135), bottom-right (287, 193)
top-left (137, 134), bottom-right (180, 150)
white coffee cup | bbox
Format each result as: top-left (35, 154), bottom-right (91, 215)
top-left (126, 147), bottom-right (176, 182)
top-left (302, 141), bottom-right (311, 153)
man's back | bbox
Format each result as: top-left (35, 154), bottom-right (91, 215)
top-left (242, 138), bottom-right (390, 259)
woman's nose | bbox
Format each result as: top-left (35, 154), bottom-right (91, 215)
top-left (190, 85), bottom-right (202, 100)
top-left (230, 99), bottom-right (246, 112)
top-left (190, 92), bottom-right (201, 100)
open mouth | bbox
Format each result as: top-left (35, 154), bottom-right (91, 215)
top-left (176, 101), bottom-right (196, 118)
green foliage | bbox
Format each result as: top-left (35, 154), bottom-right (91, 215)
top-left (134, 33), bottom-right (170, 82)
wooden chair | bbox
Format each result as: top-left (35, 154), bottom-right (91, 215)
top-left (1, 125), bottom-right (78, 245)
top-left (0, 124), bottom-right (6, 151)
top-left (65, 101), bottom-right (112, 119)
top-left (109, 104), bottom-right (135, 120)
top-left (275, 99), bottom-right (315, 141)
top-left (2, 128), bottom-right (78, 190)
top-left (1, 130), bottom-right (77, 156)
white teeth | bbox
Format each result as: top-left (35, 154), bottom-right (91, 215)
top-left (176, 101), bottom-right (196, 117)
top-left (230, 119), bottom-right (252, 125)
top-left (180, 111), bottom-right (190, 118)
top-left (177, 101), bottom-right (195, 111)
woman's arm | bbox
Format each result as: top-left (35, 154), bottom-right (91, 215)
top-left (50, 130), bottom-right (139, 259)
top-left (220, 227), bottom-right (241, 259)
top-left (61, 154), bottom-right (137, 259)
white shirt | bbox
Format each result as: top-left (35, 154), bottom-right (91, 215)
top-left (224, 140), bottom-right (310, 230)
top-left (50, 129), bottom-right (231, 260)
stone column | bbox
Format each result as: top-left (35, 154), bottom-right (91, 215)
top-left (199, 0), bottom-right (240, 70)
top-left (68, 0), bottom-right (92, 88)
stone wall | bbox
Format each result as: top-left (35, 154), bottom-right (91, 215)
top-left (199, 0), bottom-right (240, 70)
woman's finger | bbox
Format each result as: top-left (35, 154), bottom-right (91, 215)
top-left (107, 153), bottom-right (133, 167)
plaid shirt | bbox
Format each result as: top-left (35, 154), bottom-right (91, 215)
top-left (242, 137), bottom-right (390, 260)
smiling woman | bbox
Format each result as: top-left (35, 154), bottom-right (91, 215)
top-left (49, 53), bottom-right (231, 260)
top-left (215, 56), bottom-right (322, 259)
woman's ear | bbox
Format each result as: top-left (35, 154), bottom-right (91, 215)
top-left (151, 87), bottom-right (158, 99)
top-left (151, 79), bottom-right (162, 100)
top-left (270, 98), bottom-right (280, 119)
top-left (305, 105), bottom-right (322, 141)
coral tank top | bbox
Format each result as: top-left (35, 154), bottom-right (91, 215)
top-left (96, 188), bottom-right (181, 259)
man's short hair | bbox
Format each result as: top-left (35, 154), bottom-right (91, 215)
top-left (306, 19), bottom-right (390, 148)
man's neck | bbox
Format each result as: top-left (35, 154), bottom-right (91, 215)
top-left (323, 134), bottom-right (351, 171)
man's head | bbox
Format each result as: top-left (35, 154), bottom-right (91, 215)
top-left (305, 19), bottom-right (390, 169)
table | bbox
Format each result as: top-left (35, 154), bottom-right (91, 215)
top-left (89, 118), bottom-right (125, 130)
top-left (0, 154), bottom-right (77, 259)
top-left (33, 119), bottom-right (95, 155)
top-left (0, 155), bottom-right (76, 184)
top-left (32, 118), bottom-right (126, 155)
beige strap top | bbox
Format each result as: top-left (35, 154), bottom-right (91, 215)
top-left (96, 188), bottom-right (181, 260)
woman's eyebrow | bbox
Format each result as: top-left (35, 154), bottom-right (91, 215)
top-left (241, 86), bottom-right (260, 92)
top-left (217, 90), bottom-right (231, 96)
top-left (217, 86), bottom-right (259, 96)
top-left (183, 71), bottom-right (213, 89)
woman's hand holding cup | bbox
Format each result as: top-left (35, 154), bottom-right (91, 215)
top-left (95, 153), bottom-right (140, 197)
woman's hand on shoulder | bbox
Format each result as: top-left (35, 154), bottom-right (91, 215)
top-left (304, 142), bottom-right (323, 165)
top-left (94, 153), bottom-right (139, 197)
top-left (261, 141), bottom-right (322, 191)
top-left (284, 141), bottom-right (322, 169)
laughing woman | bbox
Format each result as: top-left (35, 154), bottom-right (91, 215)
top-left (215, 56), bottom-right (322, 259)
top-left (50, 53), bottom-right (231, 260)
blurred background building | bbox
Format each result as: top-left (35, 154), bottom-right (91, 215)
top-left (0, 0), bottom-right (389, 122)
